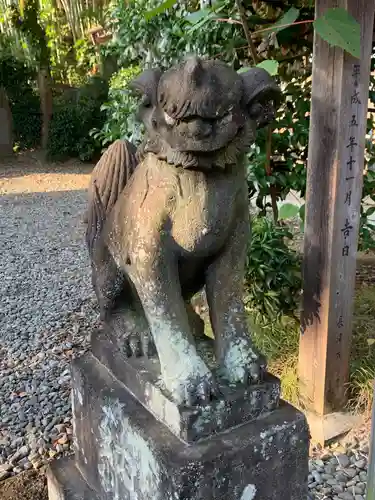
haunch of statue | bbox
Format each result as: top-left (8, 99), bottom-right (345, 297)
top-left (86, 56), bottom-right (281, 406)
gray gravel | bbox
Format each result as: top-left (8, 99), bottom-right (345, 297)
top-left (308, 433), bottom-right (370, 499)
top-left (0, 190), bottom-right (99, 478)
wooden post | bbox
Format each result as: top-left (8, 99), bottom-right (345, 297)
top-left (299, 0), bottom-right (375, 443)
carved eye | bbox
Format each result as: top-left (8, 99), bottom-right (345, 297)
top-left (141, 95), bottom-right (151, 107)
top-left (248, 102), bottom-right (263, 120)
top-left (163, 112), bottom-right (176, 126)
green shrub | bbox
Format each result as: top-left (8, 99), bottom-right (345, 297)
top-left (245, 216), bottom-right (302, 323)
top-left (47, 76), bottom-right (108, 161)
top-left (11, 91), bottom-right (42, 150)
top-left (0, 53), bottom-right (41, 149)
top-left (92, 65), bottom-right (142, 148)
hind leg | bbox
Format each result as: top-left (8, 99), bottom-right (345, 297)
top-left (92, 249), bottom-right (206, 358)
top-left (91, 247), bottom-right (156, 357)
top-left (109, 297), bottom-right (205, 358)
top-left (90, 245), bottom-right (125, 322)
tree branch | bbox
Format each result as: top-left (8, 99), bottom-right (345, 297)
top-left (235, 0), bottom-right (259, 64)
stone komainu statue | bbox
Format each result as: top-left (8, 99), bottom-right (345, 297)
top-left (85, 56), bottom-right (281, 405)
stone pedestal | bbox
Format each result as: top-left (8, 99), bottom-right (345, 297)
top-left (47, 331), bottom-right (310, 500)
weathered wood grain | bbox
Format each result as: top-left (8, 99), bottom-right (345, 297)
top-left (299, 0), bottom-right (375, 416)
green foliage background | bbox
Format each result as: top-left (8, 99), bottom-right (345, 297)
top-left (91, 65), bottom-right (142, 147)
top-left (47, 76), bottom-right (108, 161)
top-left (0, 50), bottom-right (41, 149)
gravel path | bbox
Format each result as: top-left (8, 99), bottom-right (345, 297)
top-left (0, 157), bottom-right (99, 479)
top-left (308, 423), bottom-right (370, 500)
top-left (0, 155), bottom-right (372, 499)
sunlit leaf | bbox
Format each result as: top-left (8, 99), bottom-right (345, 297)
top-left (299, 203), bottom-right (305, 221)
top-left (266, 7), bottom-right (300, 35)
top-left (185, 8), bottom-right (211, 24)
top-left (313, 8), bottom-right (360, 58)
top-left (238, 60), bottom-right (279, 76)
top-left (237, 66), bottom-right (251, 73)
top-left (144, 0), bottom-right (177, 21)
top-left (278, 203), bottom-right (300, 220)
top-left (256, 59), bottom-right (279, 76)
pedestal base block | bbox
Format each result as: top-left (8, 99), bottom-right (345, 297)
top-left (91, 329), bottom-right (281, 442)
top-left (55, 354), bottom-right (309, 500)
top-left (47, 456), bottom-right (100, 500)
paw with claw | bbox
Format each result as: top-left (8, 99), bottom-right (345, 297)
top-left (220, 336), bottom-right (267, 385)
top-left (162, 349), bottom-right (218, 406)
top-left (107, 310), bottom-right (157, 359)
top-left (122, 330), bottom-right (157, 358)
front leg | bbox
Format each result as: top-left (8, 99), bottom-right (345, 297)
top-left (206, 216), bottom-right (266, 385)
top-left (130, 241), bottom-right (217, 406)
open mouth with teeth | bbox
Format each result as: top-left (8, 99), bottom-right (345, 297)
top-left (158, 108), bottom-right (249, 154)
top-left (140, 117), bottom-right (256, 171)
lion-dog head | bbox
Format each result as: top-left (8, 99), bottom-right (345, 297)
top-left (130, 56), bottom-right (281, 170)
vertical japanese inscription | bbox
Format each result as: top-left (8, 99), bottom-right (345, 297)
top-left (337, 64), bottom-right (362, 351)
top-left (341, 63), bottom-right (361, 257)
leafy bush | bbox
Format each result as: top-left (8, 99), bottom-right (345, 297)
top-left (245, 216), bottom-right (302, 323)
top-left (0, 53), bottom-right (41, 149)
top-left (12, 91), bottom-right (42, 150)
top-left (359, 131), bottom-right (375, 251)
top-left (47, 76), bottom-right (108, 161)
top-left (92, 65), bottom-right (143, 147)
top-left (104, 0), bottom-right (227, 69)
top-left (247, 73), bottom-right (311, 217)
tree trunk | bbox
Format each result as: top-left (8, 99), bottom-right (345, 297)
top-left (38, 68), bottom-right (53, 150)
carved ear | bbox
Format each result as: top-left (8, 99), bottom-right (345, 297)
top-left (184, 56), bottom-right (204, 86)
top-left (129, 68), bottom-right (162, 105)
top-left (241, 68), bottom-right (281, 128)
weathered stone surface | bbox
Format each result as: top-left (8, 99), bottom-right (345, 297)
top-left (47, 456), bottom-right (100, 500)
top-left (91, 328), bottom-right (281, 442)
top-left (67, 354), bottom-right (309, 500)
top-left (85, 56), bottom-right (282, 406)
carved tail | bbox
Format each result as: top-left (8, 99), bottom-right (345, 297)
top-left (85, 139), bottom-right (138, 253)
top-left (86, 180), bottom-right (105, 255)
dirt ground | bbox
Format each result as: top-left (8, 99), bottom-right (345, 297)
top-left (0, 470), bottom-right (48, 500)
top-left (0, 151), bottom-right (93, 195)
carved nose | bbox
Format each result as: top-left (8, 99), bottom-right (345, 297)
top-left (190, 119), bottom-right (212, 139)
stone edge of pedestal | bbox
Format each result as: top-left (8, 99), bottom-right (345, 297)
top-left (90, 329), bottom-right (281, 442)
top-left (47, 456), bottom-right (101, 500)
